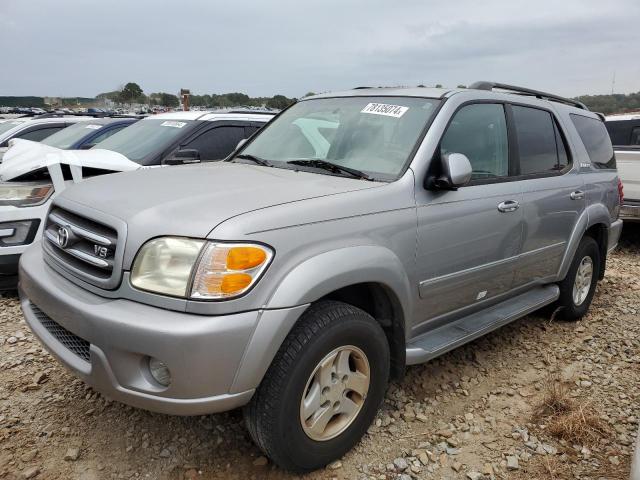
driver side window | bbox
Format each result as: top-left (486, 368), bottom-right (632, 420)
top-left (440, 103), bottom-right (509, 181)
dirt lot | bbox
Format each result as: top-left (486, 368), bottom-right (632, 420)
top-left (1, 225), bottom-right (639, 480)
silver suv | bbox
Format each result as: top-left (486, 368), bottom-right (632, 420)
top-left (19, 82), bottom-right (623, 472)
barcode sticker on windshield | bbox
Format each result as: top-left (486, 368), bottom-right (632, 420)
top-left (85, 124), bottom-right (102, 130)
top-left (361, 103), bottom-right (408, 118)
top-left (161, 121), bottom-right (187, 128)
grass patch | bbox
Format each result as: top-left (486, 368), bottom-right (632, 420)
top-left (533, 376), bottom-right (610, 445)
top-left (514, 377), bottom-right (626, 479)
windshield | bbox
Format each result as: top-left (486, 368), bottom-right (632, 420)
top-left (94, 119), bottom-right (195, 163)
top-left (240, 96), bottom-right (439, 180)
top-left (0, 120), bottom-right (26, 136)
top-left (41, 121), bottom-right (103, 149)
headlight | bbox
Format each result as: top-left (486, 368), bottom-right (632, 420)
top-left (0, 182), bottom-right (54, 207)
top-left (130, 237), bottom-right (273, 300)
top-left (130, 237), bottom-right (205, 297)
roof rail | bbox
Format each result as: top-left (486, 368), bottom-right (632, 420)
top-left (468, 81), bottom-right (588, 110)
top-left (227, 110), bottom-right (276, 115)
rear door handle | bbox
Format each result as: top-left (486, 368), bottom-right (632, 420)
top-left (497, 200), bottom-right (520, 213)
top-left (570, 190), bottom-right (585, 200)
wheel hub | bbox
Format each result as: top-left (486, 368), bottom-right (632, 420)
top-left (299, 345), bottom-right (370, 441)
top-left (572, 255), bottom-right (593, 306)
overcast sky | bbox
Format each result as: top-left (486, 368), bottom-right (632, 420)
top-left (1, 0), bottom-right (639, 99)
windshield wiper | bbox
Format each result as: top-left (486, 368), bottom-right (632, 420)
top-left (286, 159), bottom-right (372, 180)
top-left (232, 154), bottom-right (273, 167)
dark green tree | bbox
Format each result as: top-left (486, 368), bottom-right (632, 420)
top-left (119, 82), bottom-right (144, 103)
top-left (224, 92), bottom-right (251, 105)
top-left (267, 95), bottom-right (295, 109)
top-left (149, 92), bottom-right (179, 107)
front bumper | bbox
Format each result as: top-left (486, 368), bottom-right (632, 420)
top-left (19, 244), bottom-right (307, 416)
top-left (619, 200), bottom-right (640, 222)
top-left (0, 253), bottom-right (20, 289)
top-left (0, 202), bottom-right (48, 288)
top-left (608, 219), bottom-right (624, 253)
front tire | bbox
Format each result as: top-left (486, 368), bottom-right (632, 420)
top-left (244, 300), bottom-right (390, 473)
top-left (555, 236), bottom-right (600, 321)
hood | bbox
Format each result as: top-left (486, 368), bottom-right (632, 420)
top-left (0, 145), bottom-right (139, 183)
top-left (59, 162), bottom-right (380, 243)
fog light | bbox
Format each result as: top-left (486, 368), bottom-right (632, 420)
top-left (148, 357), bottom-right (171, 387)
top-left (0, 219), bottom-right (39, 246)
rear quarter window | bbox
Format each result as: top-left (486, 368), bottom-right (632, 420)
top-left (570, 114), bottom-right (616, 169)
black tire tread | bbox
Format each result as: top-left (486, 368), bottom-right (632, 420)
top-left (556, 236), bottom-right (600, 321)
top-left (244, 300), bottom-right (380, 471)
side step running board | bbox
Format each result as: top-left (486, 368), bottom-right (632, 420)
top-left (406, 285), bottom-right (559, 365)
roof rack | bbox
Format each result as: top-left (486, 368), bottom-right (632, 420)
top-left (468, 81), bottom-right (588, 110)
top-left (227, 110), bottom-right (276, 115)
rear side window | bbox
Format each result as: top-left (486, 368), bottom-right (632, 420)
top-left (17, 126), bottom-right (65, 142)
top-left (185, 126), bottom-right (246, 160)
top-left (570, 114), bottom-right (616, 169)
top-left (512, 106), bottom-right (568, 175)
top-left (440, 103), bottom-right (509, 181)
top-left (631, 127), bottom-right (640, 146)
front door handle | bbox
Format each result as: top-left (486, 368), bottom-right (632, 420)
top-left (570, 190), bottom-right (585, 200)
top-left (497, 200), bottom-right (520, 213)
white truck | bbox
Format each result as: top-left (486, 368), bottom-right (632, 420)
top-left (606, 113), bottom-right (640, 221)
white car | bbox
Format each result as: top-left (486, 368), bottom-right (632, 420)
top-left (0, 110), bottom-right (273, 289)
top-left (0, 116), bottom-right (94, 161)
top-left (605, 113), bottom-right (640, 221)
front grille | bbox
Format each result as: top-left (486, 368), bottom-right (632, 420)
top-left (43, 207), bottom-right (118, 282)
top-left (31, 304), bottom-right (90, 362)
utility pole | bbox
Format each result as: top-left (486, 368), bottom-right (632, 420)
top-left (611, 71), bottom-right (616, 95)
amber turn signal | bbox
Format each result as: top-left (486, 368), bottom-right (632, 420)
top-left (226, 247), bottom-right (267, 270)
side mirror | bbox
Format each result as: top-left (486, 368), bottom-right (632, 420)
top-left (164, 149), bottom-right (201, 165)
top-left (428, 152), bottom-right (472, 190)
top-left (235, 138), bottom-right (247, 150)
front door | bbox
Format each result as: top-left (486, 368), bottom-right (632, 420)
top-left (414, 103), bottom-right (523, 331)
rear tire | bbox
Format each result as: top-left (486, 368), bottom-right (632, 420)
top-left (555, 236), bottom-right (600, 321)
top-left (244, 300), bottom-right (390, 473)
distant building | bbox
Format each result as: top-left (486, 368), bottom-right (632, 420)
top-left (44, 97), bottom-right (61, 107)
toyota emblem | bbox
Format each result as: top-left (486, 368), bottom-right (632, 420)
top-left (57, 226), bottom-right (70, 248)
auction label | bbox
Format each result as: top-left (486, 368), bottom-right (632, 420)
top-left (361, 103), bottom-right (408, 118)
top-left (161, 121), bottom-right (187, 128)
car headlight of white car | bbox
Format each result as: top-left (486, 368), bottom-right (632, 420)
top-left (0, 182), bottom-right (54, 207)
top-left (130, 237), bottom-right (273, 299)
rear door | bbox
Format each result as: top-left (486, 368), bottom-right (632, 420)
top-left (510, 104), bottom-right (584, 286)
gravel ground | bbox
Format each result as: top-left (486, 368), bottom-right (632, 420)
top-left (1, 225), bottom-right (639, 480)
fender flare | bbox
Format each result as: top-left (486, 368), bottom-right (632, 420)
top-left (265, 245), bottom-right (413, 318)
top-left (557, 204), bottom-right (611, 280)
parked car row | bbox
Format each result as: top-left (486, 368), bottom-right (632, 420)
top-left (0, 110), bottom-right (274, 289)
top-left (2, 83), bottom-right (625, 472)
top-left (0, 115), bottom-right (98, 160)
